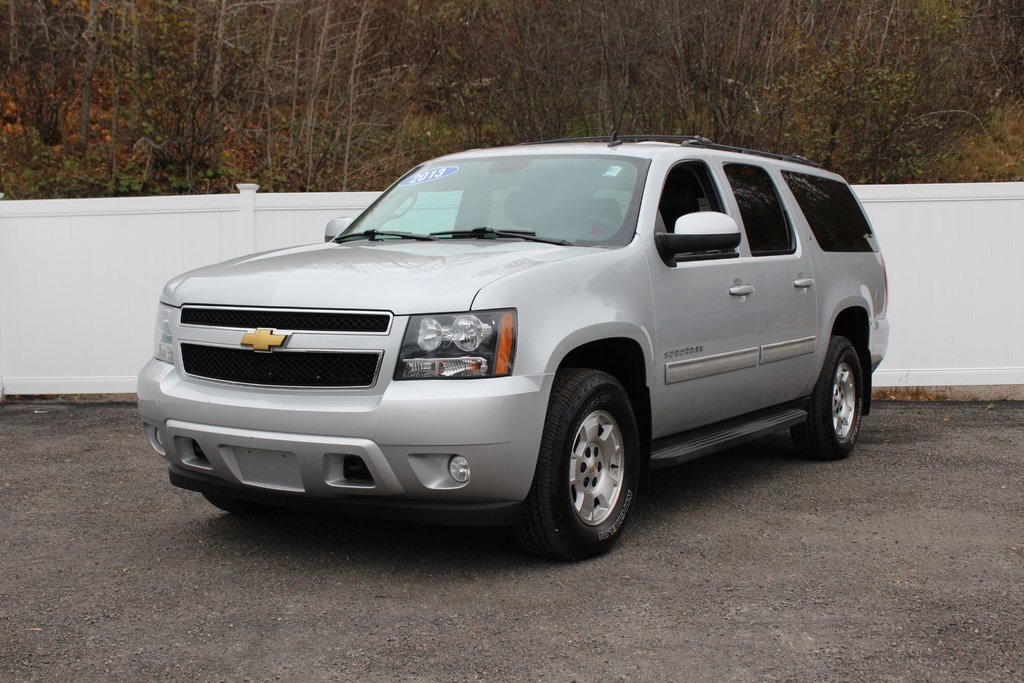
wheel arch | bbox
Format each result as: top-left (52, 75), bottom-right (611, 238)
top-left (556, 336), bottom-right (653, 484)
top-left (830, 305), bottom-right (872, 414)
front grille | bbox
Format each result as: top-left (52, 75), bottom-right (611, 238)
top-left (180, 307), bottom-right (390, 333)
top-left (181, 344), bottom-right (380, 387)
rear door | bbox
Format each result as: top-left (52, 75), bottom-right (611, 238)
top-left (722, 163), bottom-right (818, 404)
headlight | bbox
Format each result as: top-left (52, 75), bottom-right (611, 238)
top-left (396, 309), bottom-right (517, 379)
top-left (154, 303), bottom-right (177, 364)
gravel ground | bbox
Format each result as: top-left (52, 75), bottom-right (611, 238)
top-left (1, 400), bottom-right (1022, 682)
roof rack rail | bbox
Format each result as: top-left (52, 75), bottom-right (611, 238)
top-left (520, 134), bottom-right (820, 168)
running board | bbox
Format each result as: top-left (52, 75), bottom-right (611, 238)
top-left (650, 402), bottom-right (808, 468)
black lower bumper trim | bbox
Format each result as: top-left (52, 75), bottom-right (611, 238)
top-left (168, 465), bottom-right (524, 527)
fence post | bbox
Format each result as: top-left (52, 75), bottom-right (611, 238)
top-left (236, 183), bottom-right (259, 255)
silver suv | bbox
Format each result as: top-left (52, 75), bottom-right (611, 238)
top-left (138, 136), bottom-right (889, 560)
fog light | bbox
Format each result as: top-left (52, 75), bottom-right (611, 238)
top-left (448, 455), bottom-right (471, 484)
top-left (146, 425), bottom-right (166, 457)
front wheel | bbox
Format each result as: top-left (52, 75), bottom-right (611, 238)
top-left (515, 369), bottom-right (640, 561)
top-left (791, 335), bottom-right (864, 460)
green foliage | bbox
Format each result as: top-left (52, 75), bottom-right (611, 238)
top-left (0, 0), bottom-right (1020, 199)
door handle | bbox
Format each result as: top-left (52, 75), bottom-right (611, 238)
top-left (728, 284), bottom-right (755, 297)
top-left (793, 277), bottom-right (814, 289)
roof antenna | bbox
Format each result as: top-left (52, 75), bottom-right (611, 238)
top-left (607, 130), bottom-right (622, 148)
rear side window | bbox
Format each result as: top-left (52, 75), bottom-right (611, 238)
top-left (724, 164), bottom-right (793, 255)
top-left (782, 171), bottom-right (875, 252)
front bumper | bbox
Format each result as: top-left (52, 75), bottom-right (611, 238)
top-left (138, 359), bottom-right (552, 525)
top-left (167, 466), bottom-right (525, 526)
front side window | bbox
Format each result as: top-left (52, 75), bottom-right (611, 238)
top-left (657, 162), bottom-right (722, 232)
top-left (343, 155), bottom-right (650, 247)
top-left (724, 164), bottom-right (793, 256)
top-left (782, 171), bottom-right (876, 252)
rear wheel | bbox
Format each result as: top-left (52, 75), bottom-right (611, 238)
top-left (791, 336), bottom-right (864, 460)
top-left (515, 369), bottom-right (639, 561)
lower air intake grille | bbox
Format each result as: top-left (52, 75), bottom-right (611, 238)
top-left (181, 344), bottom-right (380, 387)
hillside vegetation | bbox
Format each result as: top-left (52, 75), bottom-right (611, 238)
top-left (1, 0), bottom-right (1022, 199)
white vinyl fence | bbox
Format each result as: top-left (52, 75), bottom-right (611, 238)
top-left (856, 183), bottom-right (1024, 388)
top-left (1, 182), bottom-right (1022, 397)
top-left (0, 186), bottom-right (377, 395)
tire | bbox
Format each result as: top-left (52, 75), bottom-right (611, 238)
top-left (515, 369), bottom-right (640, 561)
top-left (791, 335), bottom-right (864, 461)
top-left (201, 491), bottom-right (270, 516)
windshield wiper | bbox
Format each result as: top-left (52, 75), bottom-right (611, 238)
top-left (430, 227), bottom-right (570, 246)
top-left (335, 229), bottom-right (436, 243)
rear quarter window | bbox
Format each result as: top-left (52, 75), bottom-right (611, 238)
top-left (782, 171), bottom-right (876, 252)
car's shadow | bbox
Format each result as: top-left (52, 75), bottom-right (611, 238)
top-left (189, 431), bottom-right (820, 570)
top-left (639, 431), bottom-right (812, 522)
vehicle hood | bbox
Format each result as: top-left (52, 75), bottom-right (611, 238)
top-left (162, 240), bottom-right (598, 314)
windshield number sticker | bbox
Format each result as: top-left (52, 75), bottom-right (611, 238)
top-left (603, 165), bottom-right (623, 177)
top-left (399, 166), bottom-right (459, 186)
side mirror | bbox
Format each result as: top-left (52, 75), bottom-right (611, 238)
top-left (325, 216), bottom-right (355, 242)
top-left (655, 212), bottom-right (741, 265)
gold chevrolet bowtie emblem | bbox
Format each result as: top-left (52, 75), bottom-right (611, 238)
top-left (241, 328), bottom-right (288, 352)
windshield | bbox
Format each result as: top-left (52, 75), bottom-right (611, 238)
top-left (341, 154), bottom-right (650, 247)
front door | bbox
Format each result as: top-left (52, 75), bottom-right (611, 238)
top-left (648, 161), bottom-right (762, 437)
